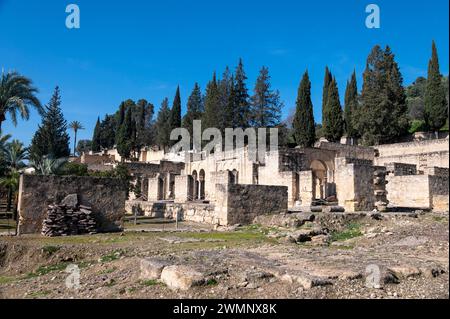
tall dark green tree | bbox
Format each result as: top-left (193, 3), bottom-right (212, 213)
top-left (116, 107), bottom-right (135, 160)
top-left (170, 87), bottom-right (182, 129)
top-left (29, 87), bottom-right (70, 160)
top-left (323, 78), bottom-right (344, 142)
top-left (344, 71), bottom-right (359, 139)
top-left (233, 59), bottom-right (250, 128)
top-left (99, 115), bottom-right (116, 149)
top-left (202, 73), bottom-right (221, 130)
top-left (293, 72), bottom-right (316, 147)
top-left (115, 99), bottom-right (135, 142)
top-left (322, 67), bottom-right (333, 124)
top-left (155, 98), bottom-right (172, 148)
top-left (356, 45), bottom-right (408, 145)
top-left (182, 83), bottom-right (204, 136)
top-left (424, 41), bottom-right (448, 134)
top-left (250, 66), bottom-right (283, 127)
top-left (91, 117), bottom-right (102, 152)
top-left (218, 67), bottom-right (234, 131)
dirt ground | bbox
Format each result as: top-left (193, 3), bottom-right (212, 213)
top-left (0, 211), bottom-right (448, 299)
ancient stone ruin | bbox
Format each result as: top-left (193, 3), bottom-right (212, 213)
top-left (41, 194), bottom-right (97, 237)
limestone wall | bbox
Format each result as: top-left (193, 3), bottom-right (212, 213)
top-left (335, 158), bottom-right (377, 212)
top-left (125, 200), bottom-right (216, 224)
top-left (429, 175), bottom-right (449, 211)
top-left (17, 175), bottom-right (128, 235)
top-left (385, 163), bottom-right (417, 176)
top-left (374, 139), bottom-right (449, 170)
top-left (217, 184), bottom-right (288, 225)
top-left (386, 175), bottom-right (431, 209)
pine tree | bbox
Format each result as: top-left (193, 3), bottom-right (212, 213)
top-left (322, 67), bottom-right (333, 124)
top-left (250, 66), bottom-right (283, 127)
top-left (182, 83), bottom-right (204, 136)
top-left (424, 41), bottom-right (448, 134)
top-left (217, 67), bottom-right (233, 132)
top-left (357, 45), bottom-right (408, 145)
top-left (233, 59), bottom-right (251, 128)
top-left (293, 72), bottom-right (316, 147)
top-left (116, 107), bottom-right (134, 160)
top-left (323, 78), bottom-right (344, 142)
top-left (29, 87), bottom-right (70, 160)
top-left (155, 98), bottom-right (172, 148)
top-left (344, 71), bottom-right (358, 138)
top-left (92, 117), bottom-right (102, 152)
top-left (202, 73), bottom-right (220, 130)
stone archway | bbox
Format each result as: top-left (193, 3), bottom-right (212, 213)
top-left (310, 160), bottom-right (328, 200)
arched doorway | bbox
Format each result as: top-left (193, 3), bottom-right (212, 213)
top-left (310, 160), bottom-right (327, 200)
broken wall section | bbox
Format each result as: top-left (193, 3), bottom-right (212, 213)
top-left (17, 175), bottom-right (127, 235)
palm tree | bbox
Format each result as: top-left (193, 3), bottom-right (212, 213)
top-left (0, 71), bottom-right (43, 130)
top-left (3, 139), bottom-right (28, 170)
top-left (0, 140), bottom-right (27, 213)
top-left (69, 121), bottom-right (84, 156)
top-left (0, 130), bottom-right (11, 156)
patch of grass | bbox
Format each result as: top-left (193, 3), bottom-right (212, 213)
top-left (26, 290), bottom-right (51, 298)
top-left (206, 279), bottom-right (218, 286)
top-left (26, 262), bottom-right (69, 278)
top-left (433, 216), bottom-right (448, 223)
top-left (330, 222), bottom-right (362, 242)
top-left (100, 250), bottom-right (124, 263)
top-left (42, 245), bottom-right (60, 255)
top-left (141, 279), bottom-right (159, 286)
top-left (0, 276), bottom-right (16, 285)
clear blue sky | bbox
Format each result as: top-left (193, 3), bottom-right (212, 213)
top-left (1, 0), bottom-right (449, 146)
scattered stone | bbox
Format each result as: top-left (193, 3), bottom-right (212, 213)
top-left (61, 194), bottom-right (79, 207)
top-left (140, 258), bottom-right (171, 280)
top-left (160, 265), bottom-right (206, 291)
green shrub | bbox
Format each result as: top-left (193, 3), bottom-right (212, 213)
top-left (408, 120), bottom-right (427, 134)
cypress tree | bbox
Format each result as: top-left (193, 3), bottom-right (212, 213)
top-left (322, 67), bottom-right (333, 124)
top-left (357, 45), bottom-right (408, 145)
top-left (250, 66), bottom-right (283, 127)
top-left (155, 98), bottom-right (172, 148)
top-left (182, 83), bottom-right (204, 136)
top-left (202, 73), bottom-right (220, 130)
top-left (116, 107), bottom-right (134, 160)
top-left (233, 59), bottom-right (250, 128)
top-left (29, 86), bottom-right (70, 160)
top-left (92, 117), bottom-right (102, 152)
top-left (170, 86), bottom-right (182, 129)
top-left (424, 41), bottom-right (448, 134)
top-left (293, 72), bottom-right (316, 147)
top-left (323, 78), bottom-right (344, 142)
top-left (344, 71), bottom-right (358, 138)
top-left (218, 67), bottom-right (233, 132)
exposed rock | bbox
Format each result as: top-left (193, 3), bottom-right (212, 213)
top-left (388, 266), bottom-right (421, 279)
top-left (61, 194), bottom-right (79, 207)
top-left (140, 258), bottom-right (171, 280)
top-left (160, 265), bottom-right (206, 291)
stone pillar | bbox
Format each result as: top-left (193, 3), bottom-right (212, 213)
top-left (373, 167), bottom-right (389, 212)
top-left (299, 170), bottom-right (314, 207)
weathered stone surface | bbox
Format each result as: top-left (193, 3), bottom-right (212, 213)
top-left (161, 265), bottom-right (206, 291)
top-left (61, 194), bottom-right (79, 207)
top-left (140, 258), bottom-right (171, 280)
top-left (388, 266), bottom-right (422, 279)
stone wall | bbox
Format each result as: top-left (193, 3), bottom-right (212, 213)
top-left (374, 138), bottom-right (449, 170)
top-left (17, 175), bottom-right (128, 235)
top-left (429, 175), bottom-right (449, 211)
top-left (216, 184), bottom-right (288, 225)
top-left (335, 158), bottom-right (377, 212)
top-left (125, 200), bottom-right (216, 224)
top-left (425, 166), bottom-right (449, 177)
top-left (316, 142), bottom-right (375, 161)
top-left (385, 163), bottom-right (417, 176)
